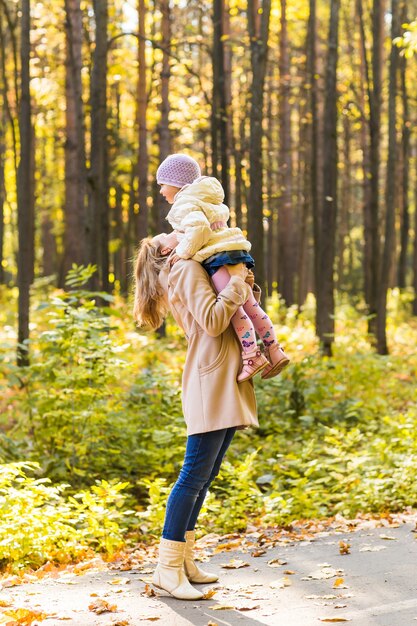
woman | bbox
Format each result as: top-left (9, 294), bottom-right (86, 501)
top-left (133, 237), bottom-right (259, 600)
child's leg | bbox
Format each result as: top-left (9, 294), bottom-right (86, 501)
top-left (242, 293), bottom-right (278, 348)
top-left (211, 266), bottom-right (257, 353)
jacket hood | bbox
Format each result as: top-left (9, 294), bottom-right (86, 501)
top-left (177, 176), bottom-right (225, 204)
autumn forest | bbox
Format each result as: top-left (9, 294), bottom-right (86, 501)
top-left (0, 0), bottom-right (416, 362)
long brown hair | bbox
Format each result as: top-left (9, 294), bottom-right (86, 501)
top-left (132, 237), bottom-right (169, 330)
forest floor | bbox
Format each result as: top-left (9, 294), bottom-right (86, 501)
top-left (1, 512), bottom-right (417, 626)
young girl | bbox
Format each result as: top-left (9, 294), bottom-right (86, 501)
top-left (155, 153), bottom-right (289, 383)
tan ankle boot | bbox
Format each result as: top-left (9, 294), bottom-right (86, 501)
top-left (184, 530), bottom-right (219, 583)
top-left (261, 343), bottom-right (290, 379)
top-left (237, 349), bottom-right (268, 383)
top-left (152, 538), bottom-right (204, 600)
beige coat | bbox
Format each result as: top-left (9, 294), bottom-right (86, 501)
top-left (159, 259), bottom-right (259, 436)
top-left (166, 177), bottom-right (251, 262)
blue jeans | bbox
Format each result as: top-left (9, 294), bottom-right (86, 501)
top-left (162, 427), bottom-right (237, 542)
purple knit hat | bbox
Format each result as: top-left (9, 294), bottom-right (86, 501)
top-left (156, 154), bottom-right (201, 188)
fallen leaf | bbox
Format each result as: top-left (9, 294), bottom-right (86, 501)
top-left (142, 584), bottom-right (156, 597)
top-left (333, 579), bottom-right (349, 589)
top-left (1, 577), bottom-right (22, 588)
top-left (203, 589), bottom-right (217, 600)
top-left (88, 599), bottom-right (117, 614)
top-left (267, 558), bottom-right (287, 567)
top-left (335, 604), bottom-right (348, 609)
top-left (213, 541), bottom-right (242, 553)
top-left (221, 559), bottom-right (249, 569)
top-left (251, 549), bottom-right (266, 557)
top-left (302, 567), bottom-right (343, 580)
top-left (269, 577), bottom-right (291, 589)
top-left (359, 545), bottom-right (386, 552)
top-left (209, 604), bottom-right (235, 610)
top-left (0, 607), bottom-right (51, 624)
top-left (319, 619), bottom-right (351, 623)
top-left (108, 578), bottom-right (130, 585)
top-left (339, 541), bottom-right (350, 555)
top-left (306, 595), bottom-right (338, 600)
top-left (283, 570), bottom-right (296, 575)
top-left (379, 534), bottom-right (397, 540)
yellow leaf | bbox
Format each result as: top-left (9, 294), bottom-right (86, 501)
top-left (0, 608), bottom-right (51, 624)
top-left (88, 599), bottom-right (117, 614)
top-left (221, 559), bottom-right (249, 569)
top-left (267, 558), bottom-right (287, 567)
top-left (339, 541), bottom-right (351, 555)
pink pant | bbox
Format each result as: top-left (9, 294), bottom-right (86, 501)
top-left (211, 266), bottom-right (277, 353)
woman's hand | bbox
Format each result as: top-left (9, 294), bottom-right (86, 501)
top-left (245, 269), bottom-right (255, 288)
top-left (226, 263), bottom-right (248, 280)
top-left (169, 253), bottom-right (181, 266)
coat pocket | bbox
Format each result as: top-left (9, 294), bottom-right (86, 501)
top-left (197, 332), bottom-right (228, 376)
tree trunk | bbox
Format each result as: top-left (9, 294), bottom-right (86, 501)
top-left (398, 2), bottom-right (409, 289)
top-left (356, 0), bottom-right (372, 304)
top-left (223, 0), bottom-right (232, 210)
top-left (367, 0), bottom-right (385, 338)
top-left (89, 0), bottom-right (109, 292)
top-left (308, 0), bottom-right (320, 314)
top-left (376, 0), bottom-right (400, 354)
top-left (17, 0), bottom-right (33, 366)
top-left (278, 0), bottom-right (295, 305)
top-left (156, 0), bottom-right (171, 234)
top-left (266, 63), bottom-right (276, 296)
top-left (135, 0), bottom-right (148, 241)
top-left (247, 0), bottom-right (271, 296)
top-left (297, 33), bottom-right (311, 309)
top-left (413, 139), bottom-right (417, 315)
top-left (337, 113), bottom-right (351, 290)
top-left (40, 136), bottom-right (57, 276)
top-left (154, 0), bottom-right (171, 339)
top-left (212, 0), bottom-right (229, 203)
top-left (316, 0), bottom-right (340, 355)
top-left (62, 0), bottom-right (88, 285)
top-left (0, 102), bottom-right (5, 284)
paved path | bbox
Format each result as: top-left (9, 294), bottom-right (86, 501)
top-left (1, 517), bottom-right (417, 626)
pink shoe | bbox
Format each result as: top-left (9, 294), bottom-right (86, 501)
top-left (261, 343), bottom-right (290, 379)
top-left (237, 349), bottom-right (269, 383)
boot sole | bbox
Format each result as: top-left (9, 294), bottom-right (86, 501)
top-left (261, 358), bottom-right (290, 380)
top-left (152, 581), bottom-right (204, 600)
top-left (237, 362), bottom-right (268, 383)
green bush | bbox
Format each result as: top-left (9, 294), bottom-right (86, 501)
top-left (3, 265), bottom-right (186, 488)
top-left (2, 274), bottom-right (417, 565)
top-left (0, 462), bottom-right (130, 572)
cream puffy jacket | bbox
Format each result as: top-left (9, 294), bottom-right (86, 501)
top-left (166, 176), bottom-right (251, 262)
